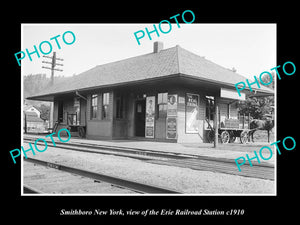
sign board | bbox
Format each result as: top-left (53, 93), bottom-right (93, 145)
top-left (74, 97), bottom-right (80, 125)
top-left (167, 94), bottom-right (177, 117)
top-left (166, 117), bottom-right (177, 139)
top-left (145, 125), bottom-right (154, 138)
top-left (186, 93), bottom-right (199, 133)
top-left (220, 88), bottom-right (245, 100)
top-left (145, 96), bottom-right (155, 138)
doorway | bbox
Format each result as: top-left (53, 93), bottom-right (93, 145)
top-left (135, 99), bottom-right (146, 137)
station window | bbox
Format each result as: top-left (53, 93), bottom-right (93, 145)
top-left (91, 94), bottom-right (98, 119)
top-left (158, 92), bottom-right (168, 118)
top-left (205, 96), bottom-right (215, 121)
top-left (102, 92), bottom-right (110, 119)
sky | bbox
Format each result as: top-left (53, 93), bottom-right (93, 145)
top-left (21, 23), bottom-right (276, 80)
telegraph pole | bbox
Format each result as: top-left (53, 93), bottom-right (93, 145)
top-left (42, 52), bottom-right (64, 85)
top-left (42, 52), bottom-right (64, 132)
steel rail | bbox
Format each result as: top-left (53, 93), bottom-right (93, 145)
top-left (23, 137), bottom-right (196, 160)
top-left (24, 157), bottom-right (181, 194)
top-left (23, 184), bottom-right (43, 194)
top-left (24, 140), bottom-right (160, 161)
top-left (23, 137), bottom-right (274, 168)
top-left (148, 158), bottom-right (275, 180)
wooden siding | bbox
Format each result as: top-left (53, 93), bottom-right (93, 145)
top-left (112, 91), bottom-right (128, 138)
top-left (87, 120), bottom-right (112, 139)
top-left (80, 98), bottom-right (87, 126)
top-left (229, 102), bottom-right (238, 119)
top-left (155, 118), bottom-right (166, 139)
top-left (86, 91), bottom-right (114, 139)
top-left (219, 102), bottom-right (228, 125)
top-left (52, 82), bottom-right (241, 143)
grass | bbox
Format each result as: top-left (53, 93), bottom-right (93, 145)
top-left (251, 130), bottom-right (275, 143)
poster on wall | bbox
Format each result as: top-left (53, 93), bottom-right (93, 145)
top-left (145, 96), bottom-right (155, 138)
top-left (186, 93), bottom-right (199, 133)
top-left (74, 97), bottom-right (80, 125)
top-left (167, 94), bottom-right (178, 117)
top-left (166, 117), bottom-right (177, 139)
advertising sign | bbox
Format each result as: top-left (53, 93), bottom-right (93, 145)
top-left (221, 88), bottom-right (245, 100)
top-left (186, 93), bottom-right (199, 133)
top-left (166, 117), bottom-right (177, 139)
top-left (167, 94), bottom-right (178, 117)
top-left (145, 96), bottom-right (155, 138)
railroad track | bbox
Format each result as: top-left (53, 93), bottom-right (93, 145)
top-left (23, 137), bottom-right (274, 165)
top-left (24, 137), bottom-right (197, 160)
top-left (23, 184), bottom-right (42, 194)
top-left (148, 158), bottom-right (274, 180)
top-left (24, 157), bottom-right (180, 194)
top-left (24, 137), bottom-right (274, 180)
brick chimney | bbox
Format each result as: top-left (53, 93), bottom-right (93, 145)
top-left (153, 41), bottom-right (163, 53)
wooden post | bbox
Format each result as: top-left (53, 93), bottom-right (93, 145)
top-left (42, 52), bottom-right (63, 131)
top-left (24, 111), bottom-right (27, 134)
top-left (214, 104), bottom-right (219, 148)
top-left (248, 112), bottom-right (251, 128)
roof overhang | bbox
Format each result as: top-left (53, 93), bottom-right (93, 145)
top-left (26, 73), bottom-right (274, 101)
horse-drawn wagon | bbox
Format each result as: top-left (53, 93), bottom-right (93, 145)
top-left (206, 114), bottom-right (252, 144)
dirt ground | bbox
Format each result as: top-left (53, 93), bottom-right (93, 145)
top-left (23, 146), bottom-right (275, 195)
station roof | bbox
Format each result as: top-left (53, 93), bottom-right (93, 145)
top-left (27, 43), bottom-right (274, 101)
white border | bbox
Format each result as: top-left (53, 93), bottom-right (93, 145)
top-left (21, 23), bottom-right (277, 197)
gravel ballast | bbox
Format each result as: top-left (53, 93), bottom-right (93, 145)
top-left (22, 146), bottom-right (275, 195)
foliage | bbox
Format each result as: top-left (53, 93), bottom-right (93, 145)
top-left (260, 71), bottom-right (275, 89)
top-left (23, 74), bottom-right (67, 121)
top-left (238, 71), bottom-right (275, 119)
top-left (238, 96), bottom-right (274, 119)
top-left (23, 74), bottom-right (49, 99)
top-left (37, 104), bottom-right (51, 121)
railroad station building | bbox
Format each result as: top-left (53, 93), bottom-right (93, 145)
top-left (27, 42), bottom-right (274, 143)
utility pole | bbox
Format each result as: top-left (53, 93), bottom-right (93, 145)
top-left (42, 52), bottom-right (64, 132)
top-left (42, 52), bottom-right (64, 85)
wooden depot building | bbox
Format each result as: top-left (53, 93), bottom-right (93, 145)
top-left (27, 42), bottom-right (274, 143)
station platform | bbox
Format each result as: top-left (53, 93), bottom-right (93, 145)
top-left (23, 133), bottom-right (276, 165)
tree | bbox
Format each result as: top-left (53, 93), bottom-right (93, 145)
top-left (238, 96), bottom-right (274, 119)
top-left (38, 103), bottom-right (51, 121)
top-left (238, 71), bottom-right (275, 119)
top-left (260, 71), bottom-right (275, 90)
